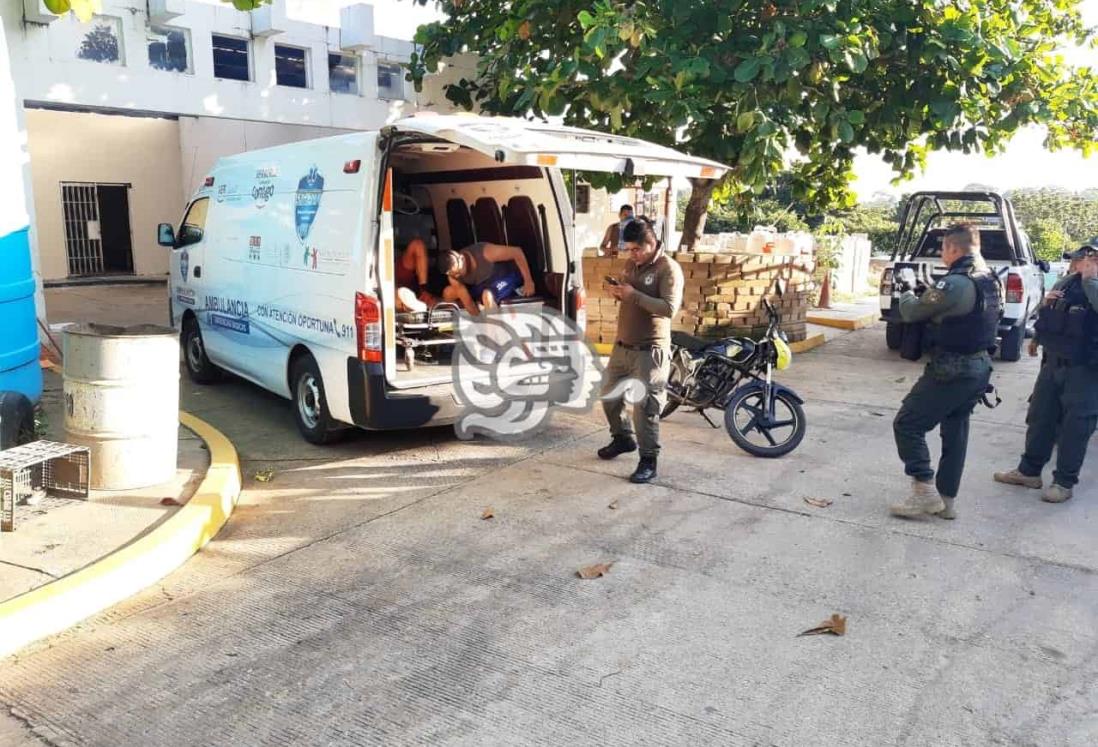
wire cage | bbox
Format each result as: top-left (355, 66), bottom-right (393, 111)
top-left (0, 441), bottom-right (90, 532)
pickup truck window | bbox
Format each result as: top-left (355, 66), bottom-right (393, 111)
top-left (915, 229), bottom-right (1014, 262)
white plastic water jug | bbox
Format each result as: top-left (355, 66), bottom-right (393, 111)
top-left (747, 225), bottom-right (777, 254)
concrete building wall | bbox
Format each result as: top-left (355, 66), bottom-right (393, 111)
top-left (6, 0), bottom-right (418, 130)
top-left (25, 108), bottom-right (183, 280)
top-left (178, 116), bottom-right (356, 198)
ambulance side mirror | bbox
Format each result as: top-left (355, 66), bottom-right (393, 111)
top-left (158, 223), bottom-right (176, 248)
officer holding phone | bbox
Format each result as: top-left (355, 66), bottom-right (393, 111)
top-left (994, 245), bottom-right (1098, 503)
top-left (598, 221), bottom-right (684, 483)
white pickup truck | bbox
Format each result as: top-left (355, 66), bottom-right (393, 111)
top-left (878, 191), bottom-right (1049, 361)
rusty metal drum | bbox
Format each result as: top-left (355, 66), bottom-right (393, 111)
top-left (62, 323), bottom-right (179, 490)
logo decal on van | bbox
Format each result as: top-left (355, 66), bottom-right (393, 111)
top-left (295, 166), bottom-right (325, 242)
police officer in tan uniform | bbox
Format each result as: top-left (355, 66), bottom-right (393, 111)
top-left (598, 220), bottom-right (684, 483)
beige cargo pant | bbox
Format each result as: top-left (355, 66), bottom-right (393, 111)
top-left (601, 343), bottom-right (671, 458)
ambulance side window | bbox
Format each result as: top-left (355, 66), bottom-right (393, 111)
top-left (178, 198), bottom-right (210, 247)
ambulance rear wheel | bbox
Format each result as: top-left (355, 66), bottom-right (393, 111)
top-left (291, 354), bottom-right (344, 445)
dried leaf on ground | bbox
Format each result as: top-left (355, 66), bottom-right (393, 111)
top-left (798, 613), bottom-right (847, 637)
top-left (577, 562), bottom-right (614, 580)
top-left (803, 497), bottom-right (833, 508)
top-left (481, 507), bottom-right (495, 520)
top-left (253, 470), bottom-right (275, 483)
top-left (160, 497), bottom-right (182, 507)
top-left (608, 500), bottom-right (619, 510)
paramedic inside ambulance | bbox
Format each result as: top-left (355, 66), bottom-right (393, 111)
top-left (438, 242), bottom-right (537, 315)
top-left (394, 237), bottom-right (439, 313)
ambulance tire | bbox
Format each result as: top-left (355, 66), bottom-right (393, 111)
top-left (290, 354), bottom-right (345, 445)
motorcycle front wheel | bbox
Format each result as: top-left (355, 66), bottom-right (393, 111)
top-left (723, 386), bottom-right (807, 458)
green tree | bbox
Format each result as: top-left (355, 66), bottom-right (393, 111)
top-left (77, 24), bottom-right (120, 64)
top-left (1026, 217), bottom-right (1075, 262)
top-left (1008, 188), bottom-right (1098, 248)
top-left (407, 0), bottom-right (1098, 249)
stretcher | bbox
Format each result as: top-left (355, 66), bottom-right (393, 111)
top-left (394, 302), bottom-right (461, 371)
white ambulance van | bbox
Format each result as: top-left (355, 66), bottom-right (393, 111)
top-left (159, 115), bottom-right (727, 443)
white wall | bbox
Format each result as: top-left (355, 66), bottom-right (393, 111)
top-left (179, 115), bottom-right (357, 197)
top-left (7, 0), bottom-right (422, 130)
top-left (25, 108), bottom-right (183, 281)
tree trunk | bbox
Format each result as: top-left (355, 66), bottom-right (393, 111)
top-left (678, 178), bottom-right (717, 251)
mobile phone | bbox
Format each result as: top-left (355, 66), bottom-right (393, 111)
top-left (604, 275), bottom-right (621, 286)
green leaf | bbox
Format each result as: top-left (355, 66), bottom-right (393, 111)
top-left (789, 31), bottom-right (808, 48)
top-left (838, 121), bottom-right (854, 143)
top-left (577, 10), bottom-right (595, 29)
top-left (847, 110), bottom-right (865, 125)
top-left (43, 0), bottom-right (71, 13)
top-left (733, 57), bottom-right (762, 83)
top-left (736, 112), bottom-right (756, 132)
top-left (820, 34), bottom-right (840, 50)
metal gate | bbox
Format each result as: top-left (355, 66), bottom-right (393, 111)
top-left (60, 182), bottom-right (133, 277)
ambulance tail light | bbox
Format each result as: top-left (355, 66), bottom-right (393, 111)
top-left (1006, 273), bottom-right (1024, 304)
top-left (572, 285), bottom-right (587, 334)
top-left (355, 292), bottom-right (382, 363)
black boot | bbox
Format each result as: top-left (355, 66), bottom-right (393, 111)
top-left (598, 435), bottom-right (637, 460)
top-left (629, 456), bottom-right (657, 484)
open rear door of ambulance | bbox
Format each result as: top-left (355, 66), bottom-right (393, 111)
top-left (386, 115), bottom-right (730, 180)
top-left (379, 115), bottom-right (730, 393)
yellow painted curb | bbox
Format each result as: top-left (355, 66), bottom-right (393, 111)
top-left (790, 333), bottom-right (827, 354)
top-left (592, 342), bottom-right (614, 356)
top-left (0, 412), bottom-right (241, 659)
top-left (805, 312), bottom-right (877, 331)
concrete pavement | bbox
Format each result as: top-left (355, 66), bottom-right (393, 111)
top-left (1, 316), bottom-right (1095, 745)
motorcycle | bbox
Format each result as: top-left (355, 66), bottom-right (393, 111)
top-left (661, 281), bottom-right (807, 458)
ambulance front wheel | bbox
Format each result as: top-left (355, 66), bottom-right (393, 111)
top-left (182, 317), bottom-right (222, 385)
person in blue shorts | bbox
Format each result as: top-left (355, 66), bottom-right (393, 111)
top-left (439, 241), bottom-right (536, 315)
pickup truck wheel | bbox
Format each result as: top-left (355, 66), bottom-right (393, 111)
top-left (291, 354), bottom-right (345, 445)
top-left (885, 322), bottom-right (903, 351)
top-left (999, 323), bottom-right (1024, 362)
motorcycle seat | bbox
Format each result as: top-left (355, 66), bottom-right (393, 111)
top-left (671, 331), bottom-right (714, 352)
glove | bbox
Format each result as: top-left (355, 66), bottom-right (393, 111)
top-left (895, 268), bottom-right (917, 294)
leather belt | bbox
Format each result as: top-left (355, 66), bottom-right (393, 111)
top-left (616, 340), bottom-right (659, 351)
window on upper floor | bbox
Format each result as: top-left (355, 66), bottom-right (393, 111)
top-left (212, 34), bottom-right (251, 81)
top-left (329, 53), bottom-right (359, 95)
top-left (77, 16), bottom-right (124, 65)
top-left (147, 25), bottom-right (191, 74)
top-left (275, 45), bottom-right (309, 88)
top-left (377, 62), bottom-right (405, 100)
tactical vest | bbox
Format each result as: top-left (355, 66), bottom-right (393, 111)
top-left (1034, 275), bottom-right (1098, 365)
top-left (929, 263), bottom-right (1001, 355)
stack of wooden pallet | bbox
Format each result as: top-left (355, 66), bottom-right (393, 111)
top-left (582, 251), bottom-right (815, 346)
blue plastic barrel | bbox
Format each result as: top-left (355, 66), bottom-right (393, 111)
top-left (0, 225), bottom-right (42, 404)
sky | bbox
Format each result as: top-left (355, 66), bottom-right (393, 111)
top-left (284, 0), bottom-right (1098, 201)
